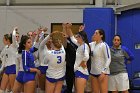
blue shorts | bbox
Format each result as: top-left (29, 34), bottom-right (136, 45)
top-left (38, 66), bottom-right (48, 74)
top-left (5, 65), bottom-right (16, 75)
top-left (16, 71), bottom-right (24, 84)
top-left (90, 73), bottom-right (101, 78)
top-left (23, 72), bottom-right (36, 83)
top-left (90, 73), bottom-right (109, 78)
top-left (46, 76), bottom-right (65, 83)
top-left (75, 70), bottom-right (89, 80)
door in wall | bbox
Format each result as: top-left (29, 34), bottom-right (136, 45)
top-left (51, 23), bottom-right (83, 34)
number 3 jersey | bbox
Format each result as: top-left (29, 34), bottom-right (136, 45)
top-left (45, 46), bottom-right (66, 79)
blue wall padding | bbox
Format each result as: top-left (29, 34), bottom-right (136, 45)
top-left (132, 10), bottom-right (140, 76)
top-left (83, 8), bottom-right (115, 46)
top-left (117, 9), bottom-right (140, 78)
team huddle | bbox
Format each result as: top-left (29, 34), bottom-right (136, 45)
top-left (0, 23), bottom-right (134, 93)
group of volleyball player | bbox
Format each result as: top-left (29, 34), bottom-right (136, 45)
top-left (0, 23), bottom-right (134, 93)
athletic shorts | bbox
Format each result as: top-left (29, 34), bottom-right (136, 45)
top-left (5, 65), bottom-right (16, 74)
top-left (23, 72), bottom-right (36, 83)
top-left (38, 66), bottom-right (48, 74)
top-left (108, 73), bottom-right (129, 91)
top-left (90, 73), bottom-right (101, 78)
top-left (16, 71), bottom-right (24, 84)
top-left (75, 70), bottom-right (89, 80)
top-left (46, 76), bottom-right (65, 83)
top-left (90, 73), bottom-right (109, 78)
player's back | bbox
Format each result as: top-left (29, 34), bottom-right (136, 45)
top-left (46, 46), bottom-right (66, 79)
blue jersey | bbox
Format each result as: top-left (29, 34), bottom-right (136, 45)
top-left (22, 47), bottom-right (36, 72)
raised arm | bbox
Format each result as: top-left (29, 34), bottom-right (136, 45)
top-left (39, 35), bottom-right (50, 51)
top-left (33, 28), bottom-right (43, 48)
top-left (62, 23), bottom-right (68, 47)
top-left (12, 27), bottom-right (19, 48)
top-left (66, 23), bottom-right (79, 46)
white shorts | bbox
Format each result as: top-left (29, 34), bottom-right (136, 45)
top-left (108, 73), bottom-right (129, 91)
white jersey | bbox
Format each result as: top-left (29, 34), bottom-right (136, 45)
top-left (90, 41), bottom-right (111, 75)
top-left (4, 45), bottom-right (17, 67)
top-left (4, 30), bottom-right (19, 67)
top-left (42, 35), bottom-right (66, 79)
top-left (46, 46), bottom-right (66, 79)
top-left (0, 45), bottom-right (8, 72)
top-left (70, 36), bottom-right (90, 75)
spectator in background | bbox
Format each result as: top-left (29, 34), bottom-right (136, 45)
top-left (27, 31), bottom-right (33, 40)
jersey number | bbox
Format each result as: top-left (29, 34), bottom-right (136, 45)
top-left (57, 56), bottom-right (62, 64)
